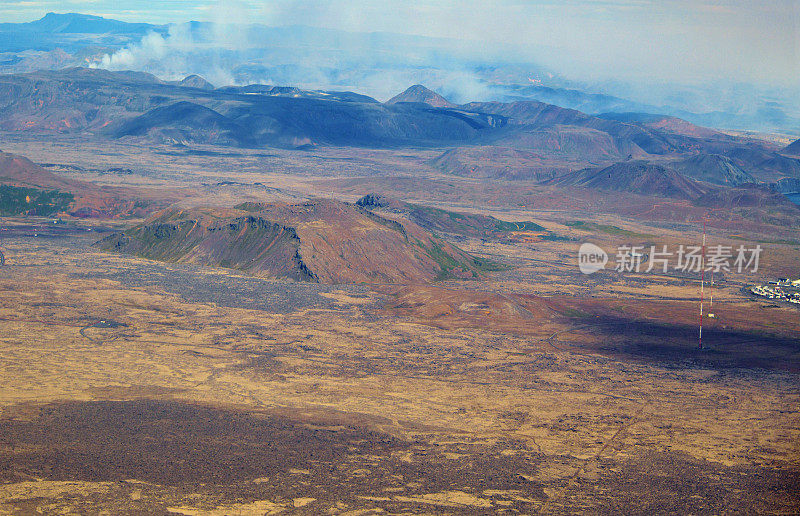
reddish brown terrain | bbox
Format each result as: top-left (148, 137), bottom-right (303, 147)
top-left (0, 70), bottom-right (797, 514)
top-left (96, 200), bottom-right (490, 283)
top-left (0, 149), bottom-right (180, 217)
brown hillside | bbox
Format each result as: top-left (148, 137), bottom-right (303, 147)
top-left (0, 150), bottom-right (86, 191)
top-left (95, 200), bottom-right (493, 284)
top-left (547, 161), bottom-right (708, 200)
top-left (431, 146), bottom-right (571, 180)
top-left (0, 150), bottom-right (175, 218)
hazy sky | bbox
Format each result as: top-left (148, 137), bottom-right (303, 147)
top-left (2, 0), bottom-right (798, 86)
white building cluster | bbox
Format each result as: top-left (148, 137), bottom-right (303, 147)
top-left (751, 278), bottom-right (800, 305)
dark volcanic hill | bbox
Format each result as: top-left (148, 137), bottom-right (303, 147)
top-left (694, 183), bottom-right (800, 211)
top-left (753, 154), bottom-right (800, 182)
top-left (114, 97), bottom-right (486, 147)
top-left (387, 85), bottom-right (455, 108)
top-left (547, 161), bottom-right (708, 200)
top-left (782, 138), bottom-right (800, 157)
top-left (598, 112), bottom-right (724, 139)
top-left (431, 146), bottom-right (565, 181)
top-left (113, 101), bottom-right (251, 146)
top-left (460, 100), bottom-right (674, 156)
top-left (694, 183), bottom-right (800, 226)
top-left (670, 154), bottom-right (755, 186)
top-left (95, 200), bottom-right (491, 283)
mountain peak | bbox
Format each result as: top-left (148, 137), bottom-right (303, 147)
top-left (179, 74), bottom-right (215, 90)
top-left (386, 84), bottom-right (454, 108)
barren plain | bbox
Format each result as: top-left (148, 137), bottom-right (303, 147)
top-left (0, 135), bottom-right (798, 514)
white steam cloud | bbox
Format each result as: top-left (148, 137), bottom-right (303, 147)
top-left (90, 2), bottom-right (513, 103)
top-left (88, 0), bottom-right (799, 129)
top-left (93, 24), bottom-right (240, 87)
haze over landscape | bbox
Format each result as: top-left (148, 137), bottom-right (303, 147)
top-left (0, 1), bottom-right (798, 514)
top-left (2, 0), bottom-right (799, 132)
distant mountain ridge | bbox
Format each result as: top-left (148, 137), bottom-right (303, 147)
top-left (4, 12), bottom-right (164, 34)
top-left (0, 68), bottom-right (799, 197)
top-left (0, 12), bottom-right (796, 133)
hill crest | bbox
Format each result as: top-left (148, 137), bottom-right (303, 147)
top-left (783, 138), bottom-right (800, 157)
top-left (547, 161), bottom-right (707, 200)
top-left (95, 200), bottom-right (492, 284)
top-left (0, 150), bottom-right (173, 218)
top-left (387, 85), bottom-right (455, 108)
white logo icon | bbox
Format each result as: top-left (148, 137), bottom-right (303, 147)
top-left (579, 243), bottom-right (607, 275)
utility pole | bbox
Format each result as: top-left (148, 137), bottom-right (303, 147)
top-left (699, 219), bottom-right (707, 349)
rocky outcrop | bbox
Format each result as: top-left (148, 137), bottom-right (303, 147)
top-left (95, 200), bottom-right (492, 284)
